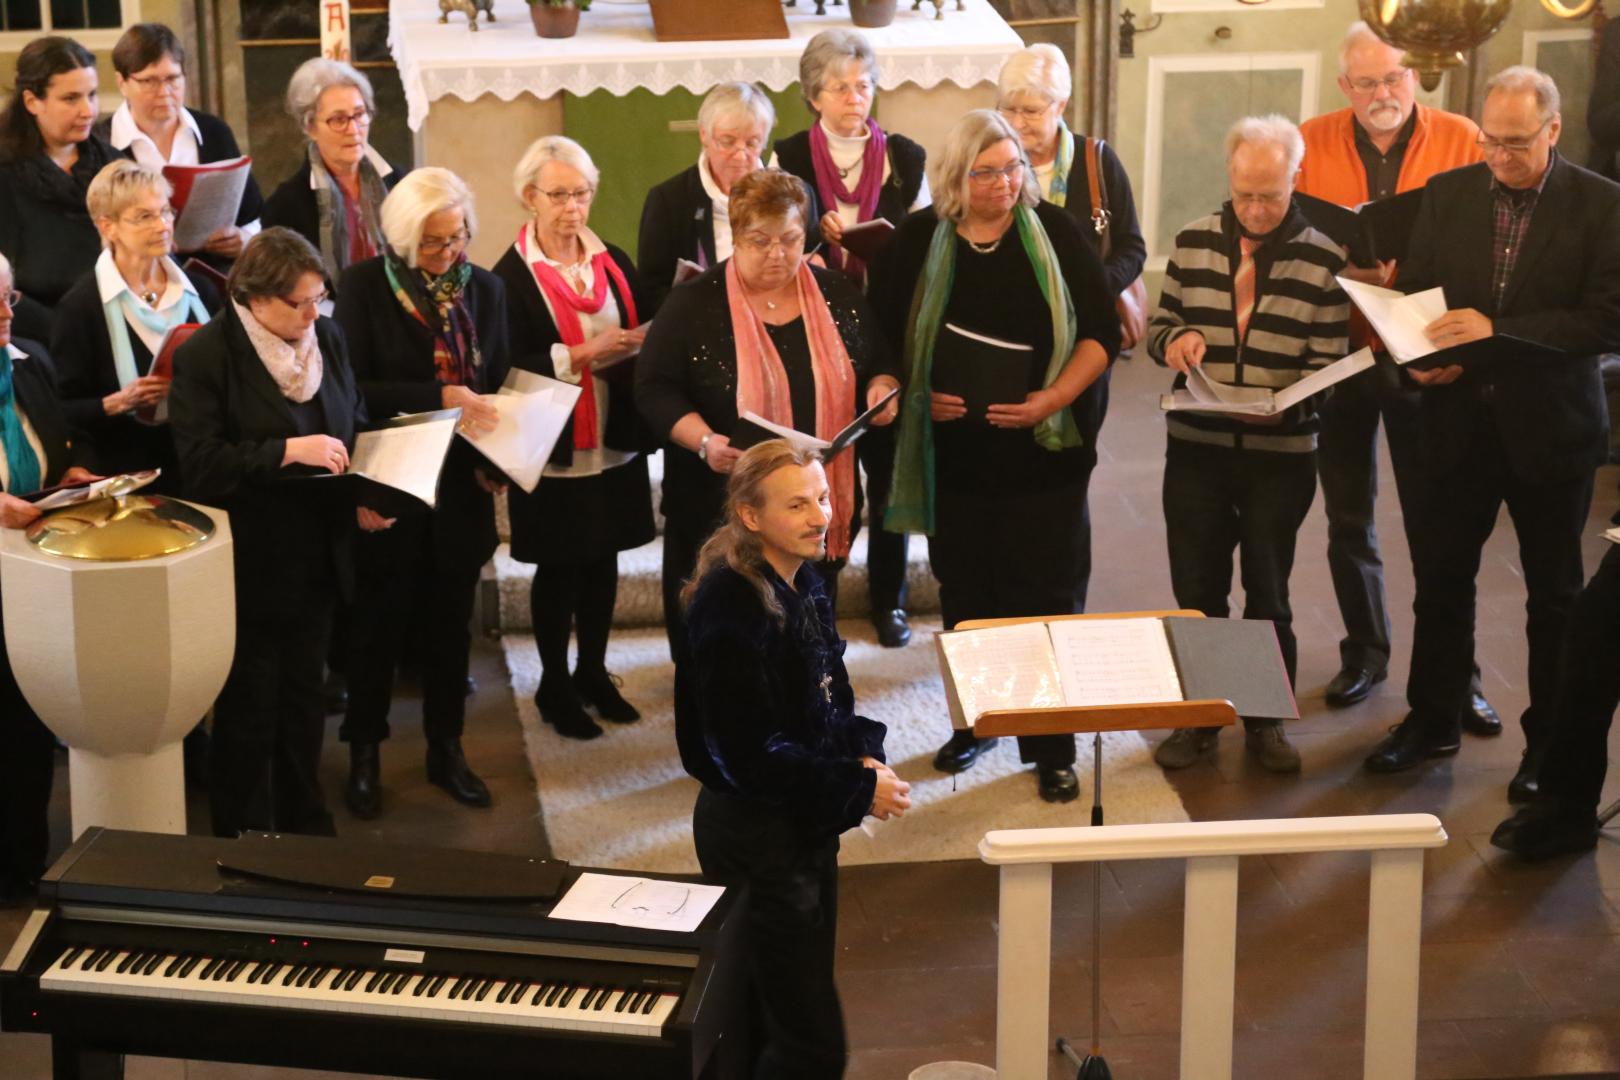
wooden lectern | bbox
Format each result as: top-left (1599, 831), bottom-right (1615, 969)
top-left (647, 0), bottom-right (790, 41)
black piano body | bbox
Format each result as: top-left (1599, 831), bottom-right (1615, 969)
top-left (0, 829), bottom-right (748, 1080)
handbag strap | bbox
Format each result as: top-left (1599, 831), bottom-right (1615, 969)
top-left (1084, 136), bottom-right (1113, 260)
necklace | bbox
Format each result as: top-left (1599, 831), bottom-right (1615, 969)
top-left (964, 232), bottom-right (1006, 255)
top-left (140, 290), bottom-right (160, 307)
top-left (765, 300), bottom-right (778, 311)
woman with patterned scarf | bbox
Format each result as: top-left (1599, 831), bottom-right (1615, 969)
top-left (332, 168), bottom-right (509, 821)
top-left (867, 110), bottom-right (1120, 805)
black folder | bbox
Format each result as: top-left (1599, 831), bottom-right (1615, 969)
top-left (1402, 333), bottom-right (1564, 371)
top-left (1162, 617), bottom-right (1298, 722)
top-left (1295, 188), bottom-right (1425, 265)
top-left (729, 387), bottom-right (899, 461)
top-left (930, 322), bottom-right (1033, 423)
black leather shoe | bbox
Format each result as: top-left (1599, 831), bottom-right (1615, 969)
top-left (345, 742), bottom-right (382, 820)
top-left (322, 670), bottom-right (348, 715)
top-left (535, 679), bottom-right (603, 740)
top-left (573, 668), bottom-right (640, 724)
top-left (1491, 801), bottom-right (1598, 860)
top-left (1507, 746), bottom-right (1545, 803)
top-left (1324, 666), bottom-right (1386, 708)
top-left (1461, 693), bottom-right (1503, 737)
top-left (1037, 765), bottom-right (1080, 803)
top-left (426, 738), bottom-right (492, 808)
top-left (873, 609), bottom-right (912, 649)
top-left (933, 729), bottom-right (999, 774)
top-left (1364, 717), bottom-right (1460, 773)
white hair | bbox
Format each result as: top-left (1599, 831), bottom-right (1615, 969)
top-left (799, 29), bottom-right (879, 113)
top-left (1338, 21), bottom-right (1398, 76)
top-left (381, 167), bottom-right (478, 269)
top-left (697, 81), bottom-right (775, 139)
top-left (512, 135), bottom-right (599, 206)
top-left (286, 57), bottom-right (375, 131)
top-left (997, 43), bottom-right (1072, 107)
top-left (1225, 114), bottom-right (1305, 177)
top-left (0, 250), bottom-right (11, 281)
top-left (929, 108), bottom-right (1040, 223)
top-left (1486, 64), bottom-right (1562, 122)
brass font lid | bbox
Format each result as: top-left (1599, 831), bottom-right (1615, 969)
top-left (26, 495), bottom-right (215, 561)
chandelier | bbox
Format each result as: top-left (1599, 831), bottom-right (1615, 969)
top-left (1358, 0), bottom-right (1598, 89)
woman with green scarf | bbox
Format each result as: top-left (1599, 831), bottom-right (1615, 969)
top-left (867, 110), bottom-right (1120, 805)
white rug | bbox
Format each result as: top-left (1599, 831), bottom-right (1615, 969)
top-left (504, 619), bottom-right (1190, 873)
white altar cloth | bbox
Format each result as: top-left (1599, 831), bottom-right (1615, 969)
top-left (388, 0), bottom-right (1024, 130)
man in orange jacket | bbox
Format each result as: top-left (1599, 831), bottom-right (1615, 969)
top-left (1295, 22), bottom-right (1499, 734)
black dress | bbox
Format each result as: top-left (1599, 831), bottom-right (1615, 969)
top-left (333, 255), bottom-right (510, 747)
top-left (169, 305), bottom-right (366, 837)
top-left (0, 136), bottom-right (125, 323)
top-left (50, 263), bottom-right (222, 488)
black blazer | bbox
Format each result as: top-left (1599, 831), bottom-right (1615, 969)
top-left (491, 240), bottom-right (652, 468)
top-left (1058, 137), bottom-right (1148, 299)
top-left (334, 255), bottom-right (510, 568)
top-left (1, 338), bottom-right (85, 494)
top-left (1398, 157), bottom-right (1620, 483)
top-left (772, 128), bottom-right (927, 237)
top-left (168, 306), bottom-right (366, 615)
top-left (51, 265), bottom-right (223, 484)
top-left (261, 155), bottom-right (406, 283)
top-left (0, 137), bottom-right (127, 314)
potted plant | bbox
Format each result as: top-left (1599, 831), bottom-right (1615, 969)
top-left (850, 0), bottom-right (897, 27)
top-left (528, 0), bottom-right (588, 38)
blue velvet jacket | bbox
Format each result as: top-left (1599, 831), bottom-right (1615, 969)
top-left (677, 562), bottom-right (887, 839)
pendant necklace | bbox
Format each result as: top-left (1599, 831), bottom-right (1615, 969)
top-left (965, 232), bottom-right (1005, 255)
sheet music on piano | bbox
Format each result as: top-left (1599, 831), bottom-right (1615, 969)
top-left (550, 872), bottom-right (724, 934)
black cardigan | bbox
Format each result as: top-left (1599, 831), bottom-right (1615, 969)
top-left (333, 255), bottom-right (510, 568)
top-left (261, 155), bottom-right (406, 285)
top-left (772, 127), bottom-right (927, 236)
top-left (50, 265), bottom-right (223, 484)
top-left (634, 261), bottom-right (891, 537)
top-left (2, 337), bottom-right (88, 494)
top-left (0, 136), bottom-right (126, 315)
top-left (168, 306), bottom-right (366, 615)
top-left (677, 562), bottom-right (886, 841)
top-left (1055, 137), bottom-right (1148, 298)
top-left (93, 108), bottom-right (266, 234)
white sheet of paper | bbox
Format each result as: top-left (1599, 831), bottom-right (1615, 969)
top-left (1604, 525), bottom-right (1620, 545)
top-left (31, 469), bottom-right (161, 510)
top-left (1337, 278), bottom-right (1447, 365)
top-left (1046, 617), bottom-right (1185, 708)
top-left (169, 158), bottom-right (251, 252)
top-left (349, 411), bottom-right (459, 506)
top-left (737, 410), bottom-right (831, 453)
top-left (465, 375), bottom-right (582, 494)
top-left (548, 872), bottom-right (724, 934)
top-left (936, 621), bottom-right (1065, 727)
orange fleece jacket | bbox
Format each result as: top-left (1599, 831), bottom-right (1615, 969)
top-left (1297, 103), bottom-right (1484, 207)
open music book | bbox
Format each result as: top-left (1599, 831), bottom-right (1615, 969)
top-left (307, 408), bottom-right (460, 509)
top-left (1337, 277), bottom-right (1563, 370)
top-left (730, 387), bottom-right (899, 461)
top-left (460, 369), bottom-right (584, 494)
top-left (1295, 188), bottom-right (1424, 265)
top-left (1161, 348), bottom-right (1374, 416)
top-left (936, 615), bottom-right (1297, 729)
top-left (164, 156), bottom-right (252, 253)
top-left (24, 469), bottom-right (161, 510)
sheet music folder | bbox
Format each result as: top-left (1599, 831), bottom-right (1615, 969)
top-left (1295, 188), bottom-right (1424, 265)
top-left (931, 323), bottom-right (1032, 422)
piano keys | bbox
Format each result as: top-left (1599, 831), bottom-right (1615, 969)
top-left (0, 828), bottom-right (748, 1079)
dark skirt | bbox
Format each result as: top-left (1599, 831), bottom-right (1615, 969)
top-left (508, 456), bottom-right (656, 567)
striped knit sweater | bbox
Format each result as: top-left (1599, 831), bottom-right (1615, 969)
top-left (1148, 202), bottom-right (1349, 452)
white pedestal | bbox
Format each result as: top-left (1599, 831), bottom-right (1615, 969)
top-left (68, 743), bottom-right (187, 838)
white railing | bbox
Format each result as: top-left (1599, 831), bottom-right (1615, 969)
top-left (978, 814), bottom-right (1448, 1080)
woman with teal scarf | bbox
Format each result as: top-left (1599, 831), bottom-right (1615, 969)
top-left (53, 160), bottom-right (217, 489)
top-left (868, 110), bottom-right (1120, 805)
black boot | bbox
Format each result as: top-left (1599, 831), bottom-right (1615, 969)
top-left (574, 668), bottom-right (640, 724)
top-left (426, 738), bottom-right (492, 808)
top-left (345, 742), bottom-right (382, 820)
top-left (536, 676), bottom-right (604, 740)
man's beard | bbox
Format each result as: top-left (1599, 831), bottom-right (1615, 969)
top-left (1365, 101), bottom-right (1405, 133)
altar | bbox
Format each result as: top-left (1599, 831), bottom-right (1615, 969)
top-left (387, 0), bottom-right (1025, 266)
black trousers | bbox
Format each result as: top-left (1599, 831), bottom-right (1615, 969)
top-left (1163, 438), bottom-right (1317, 693)
top-left (1536, 542), bottom-right (1620, 813)
top-left (531, 552), bottom-right (619, 686)
top-left (929, 479), bottom-right (1093, 767)
top-left (341, 516), bottom-right (482, 745)
top-left (693, 789), bottom-right (846, 1080)
top-left (857, 424), bottom-right (909, 613)
top-left (210, 593), bottom-right (336, 838)
top-left (1405, 424), bottom-right (1593, 744)
top-left (0, 599), bottom-right (56, 892)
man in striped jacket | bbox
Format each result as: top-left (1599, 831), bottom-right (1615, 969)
top-left (1148, 114), bottom-right (1350, 774)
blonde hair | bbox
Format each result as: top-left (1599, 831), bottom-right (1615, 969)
top-left (381, 167), bottom-right (478, 268)
top-left (512, 135), bottom-right (599, 207)
top-left (997, 43), bottom-right (1071, 108)
top-left (727, 168), bottom-right (811, 237)
top-left (929, 109), bottom-right (1040, 223)
top-left (86, 160), bottom-right (172, 247)
top-left (681, 440), bottom-right (825, 622)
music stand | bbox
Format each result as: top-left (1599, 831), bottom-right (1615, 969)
top-left (961, 610), bottom-right (1239, 1079)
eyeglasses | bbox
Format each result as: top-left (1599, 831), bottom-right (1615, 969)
top-left (419, 229), bottom-right (471, 255)
top-left (967, 161), bottom-right (1024, 187)
top-left (736, 231), bottom-right (805, 255)
top-left (1347, 71), bottom-right (1410, 95)
top-left (1477, 118), bottom-right (1551, 155)
top-left (121, 207), bottom-right (177, 228)
top-left (997, 103), bottom-right (1053, 122)
top-left (820, 80), bottom-right (873, 101)
top-left (128, 73), bottom-right (184, 93)
top-left (538, 188), bottom-right (595, 208)
top-left (320, 108), bottom-right (371, 133)
top-left (278, 290), bottom-right (329, 313)
top-left (1, 288), bottom-right (20, 309)
top-left (712, 134), bottom-right (765, 156)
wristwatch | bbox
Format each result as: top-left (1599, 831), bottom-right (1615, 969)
top-left (698, 432), bottom-right (714, 462)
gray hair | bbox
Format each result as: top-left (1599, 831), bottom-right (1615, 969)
top-left (697, 81), bottom-right (775, 140)
top-left (381, 167), bottom-right (478, 269)
top-left (1339, 20), bottom-right (1399, 76)
top-left (1225, 114), bottom-right (1305, 177)
top-left (1486, 64), bottom-right (1561, 122)
top-left (286, 57), bottom-right (376, 132)
top-left (227, 227), bottom-right (326, 305)
top-left (929, 109), bottom-right (1040, 223)
top-left (512, 135), bottom-right (599, 206)
top-left (997, 43), bottom-right (1071, 107)
top-left (799, 29), bottom-right (879, 113)
top-left (0, 250), bottom-right (11, 282)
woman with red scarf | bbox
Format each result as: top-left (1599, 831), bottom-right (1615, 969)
top-left (333, 167), bottom-right (509, 820)
top-left (493, 136), bottom-right (656, 741)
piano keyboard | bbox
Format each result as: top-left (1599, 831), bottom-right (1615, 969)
top-left (40, 945), bottom-right (681, 1037)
